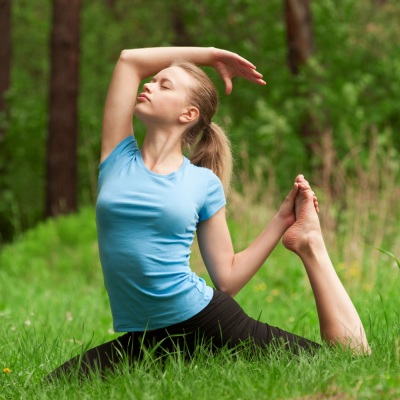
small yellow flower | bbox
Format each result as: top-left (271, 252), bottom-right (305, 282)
top-left (3, 367), bottom-right (11, 374)
top-left (254, 282), bottom-right (267, 292)
top-left (271, 288), bottom-right (280, 297)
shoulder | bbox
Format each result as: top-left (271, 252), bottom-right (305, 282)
top-left (185, 162), bottom-right (224, 202)
top-left (185, 162), bottom-right (226, 219)
top-left (99, 134), bottom-right (139, 171)
top-left (186, 161), bottom-right (221, 185)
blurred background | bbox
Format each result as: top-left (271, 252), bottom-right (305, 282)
top-left (0, 0), bottom-right (399, 266)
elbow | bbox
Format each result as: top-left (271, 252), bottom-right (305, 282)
top-left (215, 283), bottom-right (238, 298)
top-left (119, 49), bottom-right (130, 62)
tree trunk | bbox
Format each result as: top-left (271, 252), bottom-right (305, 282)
top-left (0, 0), bottom-right (12, 244)
top-left (171, 3), bottom-right (194, 46)
top-left (105, 0), bottom-right (116, 7)
top-left (45, 0), bottom-right (81, 217)
top-left (285, 0), bottom-right (320, 157)
top-left (284, 0), bottom-right (320, 155)
top-left (284, 0), bottom-right (314, 75)
top-left (0, 0), bottom-right (11, 135)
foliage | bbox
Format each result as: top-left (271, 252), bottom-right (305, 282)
top-left (1, 0), bottom-right (400, 245)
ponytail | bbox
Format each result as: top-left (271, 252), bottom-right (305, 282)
top-left (189, 122), bottom-right (233, 196)
top-left (173, 61), bottom-right (233, 195)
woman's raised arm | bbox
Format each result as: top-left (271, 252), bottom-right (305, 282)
top-left (101, 47), bottom-right (265, 162)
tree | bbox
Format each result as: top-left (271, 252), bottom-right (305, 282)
top-left (285, 0), bottom-right (314, 75)
top-left (170, 2), bottom-right (194, 46)
top-left (0, 0), bottom-right (12, 244)
top-left (45, 0), bottom-right (81, 217)
top-left (284, 0), bottom-right (314, 75)
top-left (284, 1), bottom-right (323, 173)
top-left (284, 0), bottom-right (323, 157)
top-left (0, 0), bottom-right (11, 137)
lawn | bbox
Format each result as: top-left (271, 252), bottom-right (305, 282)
top-left (0, 207), bottom-right (399, 399)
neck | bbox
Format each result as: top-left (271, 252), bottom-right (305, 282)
top-left (140, 126), bottom-right (185, 174)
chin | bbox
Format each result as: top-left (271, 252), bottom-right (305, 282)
top-left (134, 107), bottom-right (150, 123)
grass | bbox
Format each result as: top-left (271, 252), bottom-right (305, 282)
top-left (0, 205), bottom-right (400, 399)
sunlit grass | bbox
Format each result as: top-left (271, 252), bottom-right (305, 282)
top-left (1, 203), bottom-right (399, 399)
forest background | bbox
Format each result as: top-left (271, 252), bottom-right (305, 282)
top-left (0, 0), bottom-right (400, 260)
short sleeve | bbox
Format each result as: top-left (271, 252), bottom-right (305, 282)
top-left (99, 135), bottom-right (139, 171)
top-left (198, 172), bottom-right (226, 221)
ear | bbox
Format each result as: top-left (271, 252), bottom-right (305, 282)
top-left (178, 106), bottom-right (199, 125)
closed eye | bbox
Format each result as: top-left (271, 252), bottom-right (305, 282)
top-left (150, 76), bottom-right (174, 89)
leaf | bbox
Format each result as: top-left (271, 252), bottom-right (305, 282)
top-left (376, 247), bottom-right (400, 269)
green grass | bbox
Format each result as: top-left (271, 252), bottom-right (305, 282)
top-left (0, 207), bottom-right (399, 399)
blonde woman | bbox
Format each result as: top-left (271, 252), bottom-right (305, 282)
top-left (49, 47), bottom-right (369, 379)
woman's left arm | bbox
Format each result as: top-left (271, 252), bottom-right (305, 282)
top-left (197, 182), bottom-right (300, 297)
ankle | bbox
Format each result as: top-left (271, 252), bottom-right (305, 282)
top-left (296, 232), bottom-right (326, 258)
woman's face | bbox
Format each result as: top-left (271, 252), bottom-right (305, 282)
top-left (134, 66), bottom-right (196, 128)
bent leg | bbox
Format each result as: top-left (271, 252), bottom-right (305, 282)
top-left (282, 181), bottom-right (370, 354)
top-left (46, 332), bottom-right (141, 380)
top-left (169, 290), bottom-right (320, 355)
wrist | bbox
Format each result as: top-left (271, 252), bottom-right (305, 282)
top-left (271, 212), bottom-right (293, 236)
top-left (274, 211), bottom-right (294, 232)
top-left (199, 47), bottom-right (217, 67)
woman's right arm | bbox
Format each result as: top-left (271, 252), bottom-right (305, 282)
top-left (102, 48), bottom-right (213, 162)
top-left (101, 47), bottom-right (265, 162)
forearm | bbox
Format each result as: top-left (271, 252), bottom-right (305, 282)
top-left (119, 47), bottom-right (215, 80)
top-left (225, 213), bottom-right (290, 296)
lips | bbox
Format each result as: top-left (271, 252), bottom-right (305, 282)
top-left (137, 93), bottom-right (150, 102)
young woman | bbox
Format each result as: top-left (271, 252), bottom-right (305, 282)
top-left (49, 47), bottom-right (369, 379)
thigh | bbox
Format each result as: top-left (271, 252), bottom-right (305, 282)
top-left (169, 290), bottom-right (320, 353)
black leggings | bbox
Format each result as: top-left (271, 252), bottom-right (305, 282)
top-left (47, 290), bottom-right (320, 379)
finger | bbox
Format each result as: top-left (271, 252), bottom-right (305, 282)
top-left (223, 76), bottom-right (233, 95)
top-left (245, 71), bottom-right (266, 85)
top-left (251, 77), bottom-right (267, 86)
top-left (238, 58), bottom-right (257, 69)
top-left (239, 66), bottom-right (266, 85)
top-left (287, 182), bottom-right (299, 201)
top-left (244, 69), bottom-right (263, 79)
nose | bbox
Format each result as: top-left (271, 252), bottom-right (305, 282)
top-left (143, 82), bottom-right (152, 93)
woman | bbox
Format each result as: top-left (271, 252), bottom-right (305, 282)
top-left (49, 47), bottom-right (369, 379)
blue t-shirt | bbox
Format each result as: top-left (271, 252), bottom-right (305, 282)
top-left (96, 135), bottom-right (226, 332)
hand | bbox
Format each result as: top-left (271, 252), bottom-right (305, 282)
top-left (277, 175), bottom-right (319, 229)
top-left (211, 48), bottom-right (266, 95)
top-left (278, 182), bottom-right (299, 229)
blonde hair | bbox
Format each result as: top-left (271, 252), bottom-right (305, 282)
top-left (173, 62), bottom-right (233, 196)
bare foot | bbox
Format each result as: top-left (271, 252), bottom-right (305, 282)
top-left (282, 185), bottom-right (322, 255)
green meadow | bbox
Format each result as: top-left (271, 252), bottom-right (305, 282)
top-left (1, 204), bottom-right (399, 399)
